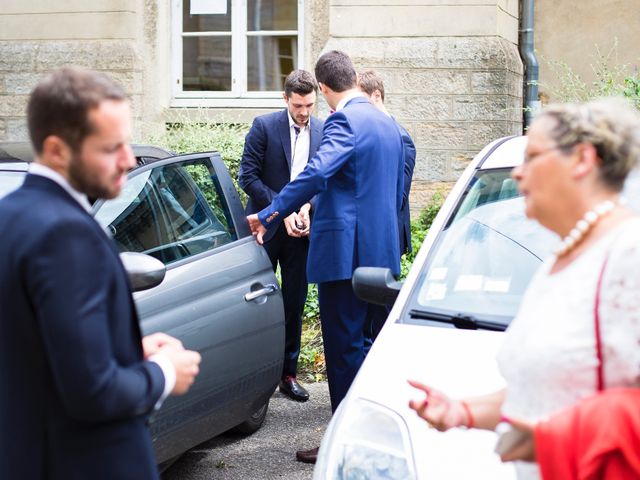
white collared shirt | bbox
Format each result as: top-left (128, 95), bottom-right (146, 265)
top-left (29, 161), bottom-right (175, 408)
top-left (29, 162), bottom-right (92, 212)
top-left (335, 91), bottom-right (365, 112)
top-left (288, 112), bottom-right (311, 181)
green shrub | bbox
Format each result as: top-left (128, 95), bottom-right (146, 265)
top-left (543, 42), bottom-right (640, 109)
top-left (400, 191), bottom-right (445, 279)
top-left (146, 118), bottom-right (250, 201)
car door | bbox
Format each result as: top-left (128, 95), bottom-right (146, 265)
top-left (93, 152), bottom-right (285, 462)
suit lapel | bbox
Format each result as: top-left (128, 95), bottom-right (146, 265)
top-left (278, 110), bottom-right (293, 172)
top-left (309, 117), bottom-right (322, 158)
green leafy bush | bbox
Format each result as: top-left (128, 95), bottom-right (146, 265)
top-left (146, 118), bottom-right (250, 201)
top-left (544, 42), bottom-right (640, 109)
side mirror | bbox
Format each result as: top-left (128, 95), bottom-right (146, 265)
top-left (352, 267), bottom-right (403, 306)
top-left (120, 252), bottom-right (166, 292)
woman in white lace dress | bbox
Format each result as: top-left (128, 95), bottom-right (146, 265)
top-left (408, 98), bottom-right (640, 480)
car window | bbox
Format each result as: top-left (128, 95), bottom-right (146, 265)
top-left (0, 171), bottom-right (26, 200)
top-left (405, 167), bottom-right (557, 328)
top-left (95, 157), bottom-right (237, 265)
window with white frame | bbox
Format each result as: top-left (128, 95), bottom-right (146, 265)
top-left (172, 0), bottom-right (304, 107)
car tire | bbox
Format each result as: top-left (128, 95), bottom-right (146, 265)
top-left (232, 399), bottom-right (269, 434)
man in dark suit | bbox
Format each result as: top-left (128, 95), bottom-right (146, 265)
top-left (247, 51), bottom-right (404, 463)
top-left (357, 70), bottom-right (417, 349)
top-left (0, 67), bottom-right (201, 480)
top-left (239, 70), bottom-right (323, 402)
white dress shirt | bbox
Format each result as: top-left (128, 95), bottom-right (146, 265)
top-left (29, 162), bottom-right (175, 407)
top-left (288, 112), bottom-right (311, 181)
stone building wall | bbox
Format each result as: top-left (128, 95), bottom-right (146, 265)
top-left (0, 1), bottom-right (144, 141)
top-left (322, 0), bottom-right (523, 214)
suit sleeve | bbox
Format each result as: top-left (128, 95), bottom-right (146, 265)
top-left (27, 220), bottom-right (164, 422)
top-left (400, 127), bottom-right (416, 210)
top-left (258, 112), bottom-right (355, 228)
top-left (238, 117), bottom-right (279, 209)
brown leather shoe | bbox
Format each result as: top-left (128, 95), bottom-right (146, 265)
top-left (295, 446), bottom-right (319, 464)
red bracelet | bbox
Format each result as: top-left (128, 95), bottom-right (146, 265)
top-left (460, 400), bottom-right (475, 428)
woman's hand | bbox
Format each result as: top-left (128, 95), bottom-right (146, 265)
top-left (498, 418), bottom-right (536, 462)
top-left (408, 379), bottom-right (469, 431)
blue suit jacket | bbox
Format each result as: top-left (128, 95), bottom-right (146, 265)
top-left (0, 175), bottom-right (165, 480)
top-left (258, 96), bottom-right (404, 284)
top-left (397, 123), bottom-right (416, 255)
top-left (239, 109), bottom-right (323, 242)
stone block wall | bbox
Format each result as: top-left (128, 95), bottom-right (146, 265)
top-left (0, 1), bottom-right (142, 142)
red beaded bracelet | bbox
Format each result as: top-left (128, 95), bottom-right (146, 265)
top-left (460, 400), bottom-right (475, 428)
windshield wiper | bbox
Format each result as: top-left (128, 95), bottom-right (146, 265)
top-left (408, 308), bottom-right (506, 332)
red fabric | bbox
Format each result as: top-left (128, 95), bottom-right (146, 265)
top-left (535, 388), bottom-right (640, 480)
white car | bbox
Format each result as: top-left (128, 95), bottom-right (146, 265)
top-left (313, 134), bottom-right (640, 479)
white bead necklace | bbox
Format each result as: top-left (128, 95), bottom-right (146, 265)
top-left (554, 200), bottom-right (617, 257)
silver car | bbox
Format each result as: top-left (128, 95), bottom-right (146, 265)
top-left (0, 142), bottom-right (285, 468)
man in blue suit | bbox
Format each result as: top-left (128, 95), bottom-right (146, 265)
top-left (239, 70), bottom-right (323, 402)
top-left (357, 70), bottom-right (417, 349)
top-left (0, 68), bottom-right (201, 480)
top-left (247, 50), bottom-right (404, 463)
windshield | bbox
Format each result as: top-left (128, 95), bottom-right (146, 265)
top-left (407, 168), bottom-right (557, 328)
top-left (0, 171), bottom-right (26, 200)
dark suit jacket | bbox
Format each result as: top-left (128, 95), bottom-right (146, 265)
top-left (397, 123), bottom-right (416, 255)
top-left (239, 108), bottom-right (323, 242)
top-left (258, 96), bottom-right (404, 284)
top-left (0, 175), bottom-right (165, 480)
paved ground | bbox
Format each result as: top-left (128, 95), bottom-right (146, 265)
top-left (162, 381), bottom-right (331, 480)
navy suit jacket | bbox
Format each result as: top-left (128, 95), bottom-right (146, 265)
top-left (258, 96), bottom-right (404, 284)
top-left (397, 123), bottom-right (416, 255)
top-left (239, 109), bottom-right (323, 242)
top-left (0, 175), bottom-right (165, 480)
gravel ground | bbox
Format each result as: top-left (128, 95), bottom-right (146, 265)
top-left (162, 381), bottom-right (331, 480)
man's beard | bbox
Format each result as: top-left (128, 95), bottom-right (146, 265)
top-left (68, 153), bottom-right (118, 200)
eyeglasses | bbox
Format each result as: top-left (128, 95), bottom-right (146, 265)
top-left (523, 144), bottom-right (574, 165)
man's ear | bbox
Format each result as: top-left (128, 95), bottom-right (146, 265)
top-left (318, 82), bottom-right (329, 96)
top-left (282, 92), bottom-right (289, 104)
top-left (40, 135), bottom-right (72, 172)
top-left (372, 89), bottom-right (382, 103)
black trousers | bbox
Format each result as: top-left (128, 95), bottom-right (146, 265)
top-left (263, 224), bottom-right (309, 378)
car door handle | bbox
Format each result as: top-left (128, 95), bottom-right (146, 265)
top-left (244, 284), bottom-right (279, 302)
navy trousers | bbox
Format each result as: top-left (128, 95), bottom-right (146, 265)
top-left (263, 224), bottom-right (309, 378)
top-left (363, 303), bottom-right (391, 356)
top-left (318, 279), bottom-right (370, 412)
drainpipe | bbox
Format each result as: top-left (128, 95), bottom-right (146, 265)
top-left (519, 0), bottom-right (540, 128)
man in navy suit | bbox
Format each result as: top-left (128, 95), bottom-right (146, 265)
top-left (247, 51), bottom-right (404, 463)
top-left (239, 70), bottom-right (323, 402)
top-left (357, 70), bottom-right (417, 349)
top-left (0, 67), bottom-right (201, 480)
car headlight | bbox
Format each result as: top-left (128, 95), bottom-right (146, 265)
top-left (314, 398), bottom-right (416, 480)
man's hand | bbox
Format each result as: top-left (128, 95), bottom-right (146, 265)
top-left (247, 213), bottom-right (267, 245)
top-left (297, 203), bottom-right (311, 237)
top-left (284, 212), bottom-right (306, 238)
top-left (142, 332), bottom-right (183, 359)
top-left (158, 345), bottom-right (202, 396)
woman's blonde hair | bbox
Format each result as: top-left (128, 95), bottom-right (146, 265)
top-left (538, 98), bottom-right (640, 191)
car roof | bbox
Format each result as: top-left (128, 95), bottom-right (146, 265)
top-left (0, 141), bottom-right (175, 168)
top-left (477, 135), bottom-right (527, 170)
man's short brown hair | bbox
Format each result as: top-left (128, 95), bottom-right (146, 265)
top-left (284, 70), bottom-right (318, 97)
top-left (27, 67), bottom-right (127, 154)
top-left (357, 70), bottom-right (385, 102)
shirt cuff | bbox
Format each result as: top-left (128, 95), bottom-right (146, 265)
top-left (149, 353), bottom-right (176, 410)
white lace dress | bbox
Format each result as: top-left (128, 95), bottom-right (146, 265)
top-left (497, 218), bottom-right (640, 479)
